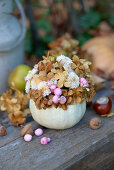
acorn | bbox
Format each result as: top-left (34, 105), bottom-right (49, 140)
top-left (21, 124), bottom-right (33, 137)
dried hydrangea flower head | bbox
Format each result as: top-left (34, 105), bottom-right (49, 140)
top-left (25, 53), bottom-right (95, 110)
top-left (0, 86), bottom-right (30, 126)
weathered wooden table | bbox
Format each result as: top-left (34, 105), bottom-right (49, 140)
top-left (0, 82), bottom-right (114, 170)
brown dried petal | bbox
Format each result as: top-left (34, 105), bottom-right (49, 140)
top-left (57, 80), bottom-right (64, 88)
top-left (62, 89), bottom-right (68, 96)
top-left (47, 100), bottom-right (52, 105)
top-left (46, 62), bottom-right (53, 73)
top-left (8, 112), bottom-right (25, 126)
top-left (76, 86), bottom-right (83, 92)
top-left (61, 104), bottom-right (67, 110)
top-left (39, 71), bottom-right (46, 77)
top-left (72, 55), bottom-right (79, 63)
top-left (71, 63), bottom-right (77, 69)
top-left (79, 65), bottom-right (85, 70)
top-left (75, 68), bottom-right (80, 74)
top-left (68, 90), bottom-right (73, 96)
top-left (67, 97), bottom-right (72, 104)
top-left (23, 108), bottom-right (31, 117)
top-left (64, 82), bottom-right (70, 88)
top-left (38, 61), bottom-right (45, 71)
top-left (51, 68), bottom-right (57, 73)
top-left (11, 98), bottom-right (18, 103)
top-left (63, 71), bottom-right (68, 77)
top-left (54, 74), bottom-right (60, 80)
top-left (47, 72), bottom-right (54, 78)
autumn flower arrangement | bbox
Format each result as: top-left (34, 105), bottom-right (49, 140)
top-left (25, 53), bottom-right (95, 111)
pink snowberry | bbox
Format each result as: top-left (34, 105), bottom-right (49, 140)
top-left (24, 134), bottom-right (32, 142)
top-left (47, 138), bottom-right (51, 143)
top-left (80, 78), bottom-right (89, 87)
top-left (50, 84), bottom-right (56, 92)
top-left (59, 96), bottom-right (66, 104)
top-left (40, 137), bottom-right (51, 145)
top-left (54, 88), bottom-right (62, 96)
top-left (52, 95), bottom-right (59, 103)
top-left (35, 128), bottom-right (43, 136)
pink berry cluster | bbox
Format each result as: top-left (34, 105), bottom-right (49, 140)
top-left (80, 77), bottom-right (89, 88)
top-left (24, 128), bottom-right (51, 145)
top-left (47, 79), bottom-right (66, 105)
top-left (47, 78), bottom-right (57, 92)
top-left (52, 89), bottom-right (66, 104)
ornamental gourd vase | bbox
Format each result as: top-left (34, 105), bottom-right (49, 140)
top-left (30, 99), bottom-right (86, 130)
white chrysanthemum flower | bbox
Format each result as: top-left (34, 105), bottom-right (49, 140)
top-left (25, 80), bottom-right (31, 93)
top-left (56, 55), bottom-right (72, 71)
top-left (31, 79), bottom-right (38, 90)
top-left (67, 71), bottom-right (79, 89)
top-left (57, 55), bottom-right (72, 64)
top-left (38, 81), bottom-right (51, 97)
top-left (31, 75), bottom-right (41, 90)
top-left (25, 68), bottom-right (38, 81)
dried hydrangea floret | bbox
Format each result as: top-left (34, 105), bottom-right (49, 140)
top-left (38, 81), bottom-right (51, 97)
top-left (67, 71), bottom-right (79, 89)
top-left (0, 88), bottom-right (29, 126)
top-left (56, 55), bottom-right (72, 64)
top-left (31, 75), bottom-right (41, 90)
top-left (54, 70), bottom-right (69, 88)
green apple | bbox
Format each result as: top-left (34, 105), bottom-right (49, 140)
top-left (8, 64), bottom-right (31, 91)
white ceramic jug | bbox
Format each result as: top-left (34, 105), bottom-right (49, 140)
top-left (0, 0), bottom-right (26, 94)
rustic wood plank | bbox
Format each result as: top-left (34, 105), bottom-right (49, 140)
top-left (0, 107), bottom-right (114, 170)
top-left (65, 139), bottom-right (114, 170)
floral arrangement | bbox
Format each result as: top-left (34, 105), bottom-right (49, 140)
top-left (25, 53), bottom-right (95, 110)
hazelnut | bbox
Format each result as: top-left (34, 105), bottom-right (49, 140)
top-left (0, 125), bottom-right (7, 136)
top-left (89, 117), bottom-right (101, 130)
top-left (21, 124), bottom-right (33, 137)
top-left (93, 97), bottom-right (112, 115)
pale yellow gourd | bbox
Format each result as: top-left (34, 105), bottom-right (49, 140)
top-left (30, 99), bottom-right (86, 130)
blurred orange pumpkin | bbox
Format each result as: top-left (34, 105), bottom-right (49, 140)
top-left (82, 35), bottom-right (114, 79)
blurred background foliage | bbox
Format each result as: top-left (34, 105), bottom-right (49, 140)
top-left (13, 0), bottom-right (114, 57)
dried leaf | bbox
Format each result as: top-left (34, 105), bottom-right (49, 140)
top-left (38, 61), bottom-right (45, 71)
top-left (107, 112), bottom-right (114, 117)
top-left (23, 108), bottom-right (31, 117)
